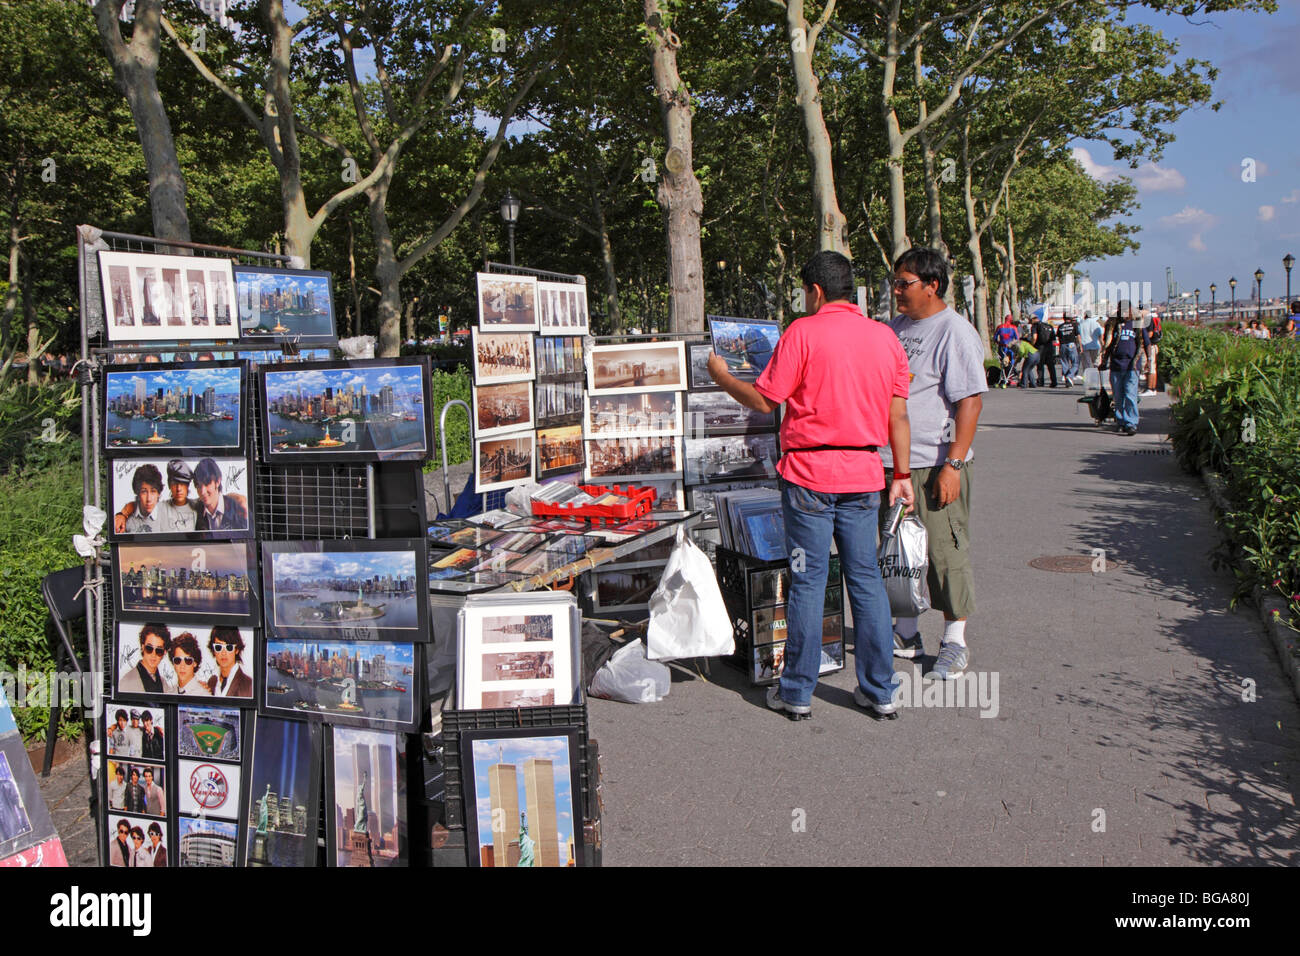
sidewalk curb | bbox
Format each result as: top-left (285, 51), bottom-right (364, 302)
top-left (1199, 467), bottom-right (1300, 704)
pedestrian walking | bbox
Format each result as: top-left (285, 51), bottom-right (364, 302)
top-left (1079, 312), bottom-right (1103, 370)
top-left (1057, 314), bottom-right (1081, 386)
top-left (881, 247), bottom-right (987, 682)
top-left (707, 250), bottom-right (915, 720)
top-left (1033, 314), bottom-right (1059, 388)
top-left (1099, 301), bottom-right (1150, 436)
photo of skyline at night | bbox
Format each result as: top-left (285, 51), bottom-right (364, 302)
top-left (105, 364), bottom-right (243, 452)
top-left (245, 716), bottom-right (318, 867)
top-left (261, 361), bottom-right (428, 460)
top-left (114, 542), bottom-right (255, 621)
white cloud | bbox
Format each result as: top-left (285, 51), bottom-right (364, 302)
top-left (1158, 206), bottom-right (1218, 252)
top-left (1283, 189), bottom-right (1300, 204)
top-left (1072, 146), bottom-right (1184, 192)
top-left (1259, 205), bottom-right (1277, 222)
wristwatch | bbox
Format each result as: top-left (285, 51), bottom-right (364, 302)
top-left (944, 457), bottom-right (966, 471)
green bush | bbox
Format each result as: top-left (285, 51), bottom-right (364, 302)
top-left (0, 378), bottom-right (81, 474)
top-left (428, 368), bottom-right (472, 468)
top-left (0, 455), bottom-right (86, 743)
top-left (1167, 325), bottom-right (1300, 628)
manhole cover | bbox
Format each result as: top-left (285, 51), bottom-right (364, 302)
top-left (1027, 555), bottom-right (1122, 573)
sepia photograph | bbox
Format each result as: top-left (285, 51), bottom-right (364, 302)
top-left (749, 567), bottom-right (790, 608)
top-left (327, 726), bottom-right (405, 867)
top-left (685, 390), bottom-right (776, 436)
top-left (584, 436), bottom-right (682, 481)
top-left (481, 688), bottom-right (556, 708)
top-left (473, 381), bottom-right (535, 438)
top-left (684, 434), bottom-right (779, 485)
top-left (115, 622), bottom-right (256, 701)
top-left (472, 329), bottom-right (535, 385)
top-left (477, 272), bottom-right (539, 332)
top-left (113, 542), bottom-right (257, 624)
top-left (537, 424), bottom-right (584, 478)
top-left (476, 432), bottom-right (536, 493)
top-left (104, 361), bottom-right (245, 455)
top-left (708, 316), bottom-right (780, 382)
top-left (99, 250), bottom-right (239, 343)
top-left (584, 391), bottom-right (682, 439)
top-left (537, 280), bottom-right (589, 335)
top-left (108, 455), bottom-right (252, 542)
top-left (234, 265), bottom-right (337, 345)
top-left (482, 650), bottom-right (555, 682)
top-left (753, 606), bottom-right (788, 645)
top-left (458, 595), bottom-right (578, 710)
top-left (588, 341), bottom-right (687, 394)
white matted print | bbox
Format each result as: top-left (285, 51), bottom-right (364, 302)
top-left (471, 329), bottom-right (535, 385)
top-left (115, 622), bottom-right (256, 702)
top-left (584, 390), bottom-right (682, 439)
top-left (473, 381), bottom-right (535, 439)
top-left (537, 280), bottom-right (589, 336)
top-left (588, 341), bottom-right (686, 395)
top-left (99, 250), bottom-right (238, 343)
top-left (477, 273), bottom-right (538, 332)
top-left (475, 432), bottom-right (536, 493)
top-left (179, 759), bottom-right (241, 821)
top-left (458, 602), bottom-right (578, 709)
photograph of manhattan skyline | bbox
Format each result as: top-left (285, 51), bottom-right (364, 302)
top-left (271, 548), bottom-right (420, 632)
top-left (105, 365), bottom-right (242, 450)
top-left (471, 734), bottom-right (577, 867)
top-left (263, 364), bottom-right (427, 456)
top-left (235, 268), bottom-right (334, 340)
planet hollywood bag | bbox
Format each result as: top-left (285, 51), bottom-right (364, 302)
top-left (878, 514), bottom-right (931, 617)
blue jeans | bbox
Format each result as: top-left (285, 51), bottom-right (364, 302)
top-left (1060, 343), bottom-right (1080, 379)
top-left (779, 479), bottom-right (897, 707)
top-left (1110, 366), bottom-right (1140, 428)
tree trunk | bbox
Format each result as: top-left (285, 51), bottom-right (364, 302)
top-left (592, 191), bottom-right (620, 332)
top-left (404, 295), bottom-right (418, 344)
top-left (1006, 213), bottom-right (1020, 319)
top-left (92, 0), bottom-right (190, 243)
top-left (644, 0), bottom-right (705, 334)
top-left (23, 256), bottom-right (38, 384)
top-left (961, 146), bottom-right (991, 358)
top-left (3, 216), bottom-right (19, 355)
top-left (368, 172), bottom-right (403, 358)
top-left (261, 0), bottom-right (313, 267)
top-left (347, 213), bottom-right (361, 336)
top-left (880, 11), bottom-right (909, 262)
top-left (786, 2), bottom-right (849, 255)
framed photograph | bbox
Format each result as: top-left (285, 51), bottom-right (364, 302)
top-left (535, 380), bottom-right (584, 428)
top-left (261, 638), bottom-right (419, 731)
top-left (477, 272), bottom-right (539, 332)
top-left (473, 380), bottom-right (535, 438)
top-left (104, 360), bottom-right (246, 455)
top-left (537, 280), bottom-right (589, 336)
top-left (753, 605), bottom-right (787, 646)
top-left (684, 433), bottom-right (779, 485)
top-left (179, 758), bottom-right (241, 821)
top-left (241, 715), bottom-right (321, 867)
top-left (104, 813), bottom-right (171, 868)
top-left (114, 622), bottom-right (256, 703)
top-left (753, 641), bottom-right (785, 683)
top-left (104, 758), bottom-right (167, 818)
top-left (113, 542), bottom-right (258, 625)
top-left (584, 391), bottom-right (682, 439)
top-left (98, 250), bottom-right (238, 343)
top-left (260, 357), bottom-right (432, 463)
top-left (688, 479), bottom-right (778, 522)
top-left (536, 424), bottom-right (584, 479)
top-left (584, 436), bottom-right (682, 482)
top-left (325, 726), bottom-right (407, 867)
top-left (233, 264), bottom-right (337, 346)
top-left (104, 702), bottom-right (167, 762)
top-left (591, 564), bottom-right (665, 613)
top-left (535, 335), bottom-right (584, 380)
top-left (108, 455), bottom-right (253, 542)
top-left (177, 816), bottom-right (239, 867)
top-left (461, 727), bottom-right (585, 867)
top-left (457, 593), bottom-right (580, 710)
top-left (588, 341), bottom-right (686, 394)
top-left (472, 329), bottom-right (535, 385)
top-left (687, 343), bottom-right (719, 391)
top-left (177, 705), bottom-right (242, 761)
top-left (428, 522), bottom-right (505, 549)
top-left (685, 390), bottom-right (776, 436)
top-left (476, 432), bottom-right (536, 493)
top-left (708, 315), bottom-right (780, 382)
top-left (749, 567), bottom-right (790, 608)
top-left (262, 539), bottom-right (428, 643)
top-left (1, 736), bottom-right (55, 859)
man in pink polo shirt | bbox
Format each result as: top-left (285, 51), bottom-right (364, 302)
top-left (708, 251), bottom-right (914, 720)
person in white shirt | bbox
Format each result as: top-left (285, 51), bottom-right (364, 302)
top-left (122, 465), bottom-right (163, 534)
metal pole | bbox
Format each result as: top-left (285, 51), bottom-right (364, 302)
top-left (365, 463), bottom-right (377, 539)
top-left (1287, 267), bottom-right (1292, 307)
top-left (1257, 278), bottom-right (1263, 322)
top-left (507, 223), bottom-right (516, 266)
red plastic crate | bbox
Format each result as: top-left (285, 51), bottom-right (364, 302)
top-left (529, 484), bottom-right (658, 525)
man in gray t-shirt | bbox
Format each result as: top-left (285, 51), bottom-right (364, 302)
top-left (879, 248), bottom-right (987, 681)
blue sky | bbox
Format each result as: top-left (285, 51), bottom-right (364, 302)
top-left (1076, 3), bottom-right (1300, 303)
top-left (105, 365), bottom-right (240, 402)
top-left (471, 735), bottom-right (576, 860)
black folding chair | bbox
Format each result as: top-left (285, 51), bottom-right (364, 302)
top-left (39, 567), bottom-right (92, 778)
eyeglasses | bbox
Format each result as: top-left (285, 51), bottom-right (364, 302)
top-left (171, 655), bottom-right (195, 666)
top-left (142, 644), bottom-right (166, 656)
top-left (890, 278), bottom-right (923, 292)
top-left (211, 642), bottom-right (239, 653)
top-left (117, 827), bottom-right (129, 835)
top-left (131, 835), bottom-right (143, 842)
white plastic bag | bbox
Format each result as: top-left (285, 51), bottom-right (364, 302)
top-left (879, 515), bottom-right (931, 617)
top-left (589, 640), bottom-right (670, 703)
top-left (646, 530), bottom-right (735, 660)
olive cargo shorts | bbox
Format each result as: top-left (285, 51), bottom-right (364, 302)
top-left (885, 462), bottom-right (976, 620)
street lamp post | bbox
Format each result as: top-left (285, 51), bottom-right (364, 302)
top-left (1209, 283), bottom-right (1216, 323)
top-left (1285, 253), bottom-right (1295, 308)
top-left (1194, 288), bottom-right (1200, 323)
top-left (1229, 277), bottom-right (1237, 321)
top-left (499, 190), bottom-right (522, 266)
top-left (1255, 268), bottom-right (1264, 323)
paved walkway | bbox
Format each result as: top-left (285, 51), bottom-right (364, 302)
top-left (589, 386), bottom-right (1300, 865)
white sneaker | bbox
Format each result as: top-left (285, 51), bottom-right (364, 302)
top-left (893, 631), bottom-right (924, 659)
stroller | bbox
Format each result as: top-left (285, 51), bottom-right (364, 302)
top-left (1077, 367), bottom-right (1114, 425)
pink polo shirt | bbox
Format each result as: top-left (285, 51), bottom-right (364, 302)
top-left (754, 301), bottom-right (910, 493)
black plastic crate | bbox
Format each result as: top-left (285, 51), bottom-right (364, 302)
top-left (439, 703), bottom-right (593, 831)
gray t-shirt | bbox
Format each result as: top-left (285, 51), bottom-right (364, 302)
top-left (880, 307), bottom-right (988, 469)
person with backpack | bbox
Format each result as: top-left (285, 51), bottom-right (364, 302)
top-left (1033, 314), bottom-right (1059, 388)
top-left (1099, 301), bottom-right (1150, 436)
top-left (1141, 311), bottom-right (1163, 396)
top-left (1057, 314), bottom-right (1081, 387)
top-left (994, 315), bottom-right (1019, 388)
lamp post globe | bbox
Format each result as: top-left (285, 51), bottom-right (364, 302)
top-left (1284, 253), bottom-right (1295, 308)
top-left (499, 190), bottom-right (522, 266)
top-left (1209, 283), bottom-right (1216, 322)
top-left (1229, 277), bottom-right (1237, 321)
top-left (1254, 268), bottom-right (1264, 322)
top-left (1193, 288), bottom-right (1200, 323)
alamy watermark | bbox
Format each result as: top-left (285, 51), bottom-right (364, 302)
top-left (1, 667), bottom-right (102, 711)
top-left (891, 668), bottom-right (1000, 718)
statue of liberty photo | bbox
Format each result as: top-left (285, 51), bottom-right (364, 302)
top-left (517, 811), bottom-right (535, 867)
top-left (354, 771), bottom-right (369, 834)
